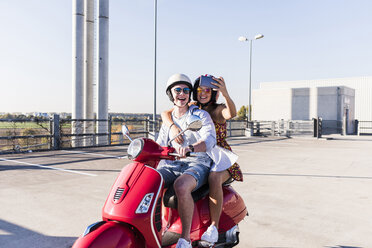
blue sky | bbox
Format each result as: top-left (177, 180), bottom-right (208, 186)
top-left (1, 0), bottom-right (371, 114)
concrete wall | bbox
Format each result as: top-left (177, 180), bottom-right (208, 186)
top-left (340, 87), bottom-right (355, 134)
top-left (252, 88), bottom-right (292, 120)
top-left (291, 88), bottom-right (310, 120)
top-left (317, 87), bottom-right (339, 120)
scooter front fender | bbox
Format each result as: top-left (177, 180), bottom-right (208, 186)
top-left (72, 221), bottom-right (145, 248)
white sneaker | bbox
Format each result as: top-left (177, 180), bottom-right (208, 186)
top-left (176, 238), bottom-right (192, 248)
top-left (201, 225), bottom-right (218, 243)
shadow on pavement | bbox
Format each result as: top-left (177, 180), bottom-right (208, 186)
top-left (324, 246), bottom-right (363, 248)
top-left (0, 219), bottom-right (76, 248)
top-left (0, 156), bottom-right (121, 172)
top-left (0, 147), bottom-right (127, 162)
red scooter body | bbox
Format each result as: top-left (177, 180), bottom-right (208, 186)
top-left (73, 138), bottom-right (247, 248)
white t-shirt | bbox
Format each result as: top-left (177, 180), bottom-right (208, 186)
top-left (156, 105), bottom-right (216, 166)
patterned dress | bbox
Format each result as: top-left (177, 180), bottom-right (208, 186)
top-left (214, 121), bottom-right (243, 181)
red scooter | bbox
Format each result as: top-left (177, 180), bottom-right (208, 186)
top-left (72, 116), bottom-right (248, 248)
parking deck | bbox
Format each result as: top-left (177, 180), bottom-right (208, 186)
top-left (1, 135), bottom-right (372, 248)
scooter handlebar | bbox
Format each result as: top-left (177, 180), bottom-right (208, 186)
top-left (168, 152), bottom-right (197, 158)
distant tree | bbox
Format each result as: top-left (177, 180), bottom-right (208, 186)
top-left (1, 113), bottom-right (15, 119)
top-left (20, 128), bottom-right (36, 147)
top-left (112, 117), bottom-right (124, 122)
top-left (16, 114), bottom-right (27, 120)
top-left (236, 105), bottom-right (248, 120)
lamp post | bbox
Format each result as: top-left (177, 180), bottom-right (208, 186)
top-left (238, 34), bottom-right (264, 123)
top-left (153, 0), bottom-right (158, 134)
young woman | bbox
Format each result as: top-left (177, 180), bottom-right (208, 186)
top-left (161, 75), bottom-right (243, 245)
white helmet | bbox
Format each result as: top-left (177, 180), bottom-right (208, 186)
top-left (166, 73), bottom-right (193, 102)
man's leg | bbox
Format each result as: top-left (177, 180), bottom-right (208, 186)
top-left (173, 174), bottom-right (197, 241)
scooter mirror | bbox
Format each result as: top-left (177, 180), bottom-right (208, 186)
top-left (186, 115), bottom-right (202, 131)
top-left (122, 125), bottom-right (133, 142)
top-left (167, 115), bottom-right (203, 146)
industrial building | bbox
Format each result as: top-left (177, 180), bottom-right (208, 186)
top-left (252, 76), bottom-right (372, 134)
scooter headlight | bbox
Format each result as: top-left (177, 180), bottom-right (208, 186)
top-left (135, 193), bottom-right (154, 214)
top-left (127, 138), bottom-right (144, 160)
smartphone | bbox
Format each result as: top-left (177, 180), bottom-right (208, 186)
top-left (200, 76), bottom-right (219, 89)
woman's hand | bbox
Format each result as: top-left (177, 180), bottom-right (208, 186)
top-left (211, 76), bottom-right (237, 120)
top-left (211, 76), bottom-right (229, 97)
top-left (170, 124), bottom-right (184, 144)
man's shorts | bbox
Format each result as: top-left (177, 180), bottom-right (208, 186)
top-left (157, 160), bottom-right (210, 191)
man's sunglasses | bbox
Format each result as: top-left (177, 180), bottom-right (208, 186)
top-left (197, 87), bottom-right (211, 94)
top-left (173, 87), bottom-right (191, 94)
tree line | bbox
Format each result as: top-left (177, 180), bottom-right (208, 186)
top-left (0, 114), bottom-right (50, 120)
top-left (0, 107), bottom-right (248, 121)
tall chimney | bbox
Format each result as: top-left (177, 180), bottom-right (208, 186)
top-left (72, 0), bottom-right (84, 147)
top-left (83, 0), bottom-right (94, 146)
top-left (96, 0), bottom-right (109, 145)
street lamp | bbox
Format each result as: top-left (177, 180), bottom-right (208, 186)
top-left (238, 34), bottom-right (264, 123)
top-left (153, 0), bottom-right (158, 134)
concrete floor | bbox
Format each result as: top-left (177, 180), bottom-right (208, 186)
top-left (0, 135), bottom-right (371, 248)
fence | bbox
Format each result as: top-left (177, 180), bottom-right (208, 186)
top-left (248, 119), bottom-right (316, 137)
top-left (357, 121), bottom-right (372, 135)
top-left (0, 116), bottom-right (247, 154)
top-left (0, 118), bottom-right (53, 153)
top-left (2, 115), bottom-right (364, 154)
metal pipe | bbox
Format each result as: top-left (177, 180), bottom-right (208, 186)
top-left (72, 0), bottom-right (84, 147)
top-left (153, 0), bottom-right (158, 134)
top-left (96, 0), bottom-right (109, 145)
top-left (248, 39), bottom-right (253, 122)
top-left (84, 0), bottom-right (94, 146)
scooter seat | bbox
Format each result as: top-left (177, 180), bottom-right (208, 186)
top-left (163, 178), bottom-right (234, 209)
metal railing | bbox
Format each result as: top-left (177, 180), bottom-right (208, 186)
top-left (0, 118), bottom-right (52, 153)
top-left (357, 121), bottom-right (372, 135)
top-left (248, 119), bottom-right (315, 137)
top-left (0, 115), bottom-right (247, 154)
top-left (3, 114), bottom-right (363, 154)
top-left (59, 117), bottom-right (159, 149)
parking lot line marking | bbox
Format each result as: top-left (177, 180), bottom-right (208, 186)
top-left (0, 158), bottom-right (97, 177)
top-left (62, 150), bottom-right (126, 159)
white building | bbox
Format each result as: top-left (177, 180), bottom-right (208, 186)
top-left (253, 76), bottom-right (372, 121)
top-left (252, 76), bottom-right (372, 134)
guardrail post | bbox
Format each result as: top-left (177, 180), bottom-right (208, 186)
top-left (108, 115), bottom-right (112, 145)
top-left (146, 117), bottom-right (149, 138)
top-left (285, 120), bottom-right (290, 137)
top-left (256, 121), bottom-right (260, 136)
top-left (355, 119), bottom-right (359, 135)
top-left (93, 117), bottom-right (97, 146)
top-left (49, 118), bottom-right (53, 149)
top-left (52, 114), bottom-right (60, 150)
top-left (245, 121), bottom-right (254, 137)
top-left (317, 117), bottom-right (322, 138)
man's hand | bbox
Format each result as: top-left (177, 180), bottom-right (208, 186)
top-left (175, 146), bottom-right (192, 158)
top-left (170, 125), bottom-right (184, 144)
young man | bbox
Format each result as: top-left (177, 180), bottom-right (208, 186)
top-left (156, 73), bottom-right (216, 248)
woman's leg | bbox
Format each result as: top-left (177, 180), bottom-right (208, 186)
top-left (208, 170), bottom-right (231, 227)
